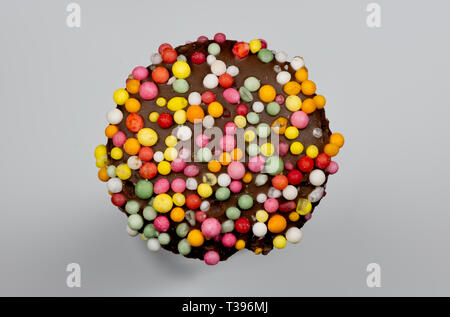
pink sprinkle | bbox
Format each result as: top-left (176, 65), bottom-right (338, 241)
top-left (275, 94), bottom-right (285, 105)
top-left (326, 161), bottom-right (339, 174)
top-left (236, 104), bottom-right (248, 116)
top-left (171, 178), bottom-right (186, 193)
top-left (201, 218), bottom-right (221, 238)
top-left (222, 88), bottom-right (240, 104)
top-left (195, 211), bottom-right (207, 223)
top-left (264, 198), bottom-right (279, 213)
top-left (153, 216), bottom-right (170, 232)
top-left (214, 32), bottom-right (226, 43)
top-left (204, 250), bottom-right (220, 265)
top-left (171, 158), bottom-right (186, 172)
top-left (132, 66), bottom-right (149, 81)
top-left (197, 35), bottom-right (209, 42)
top-left (220, 135), bottom-right (236, 152)
top-left (222, 233), bottom-right (237, 247)
top-left (229, 180), bottom-right (242, 193)
top-left (278, 142), bottom-right (289, 157)
top-left (259, 39), bottom-right (267, 49)
top-left (154, 178), bottom-right (170, 194)
top-left (184, 164), bottom-right (200, 177)
top-left (285, 161), bottom-right (294, 170)
top-left (139, 81), bottom-right (158, 100)
top-left (195, 134), bottom-right (210, 147)
top-left (178, 148), bottom-right (191, 160)
top-left (112, 131), bottom-right (126, 147)
top-left (290, 111), bottom-right (309, 129)
top-left (227, 161), bottom-right (246, 180)
top-left (224, 122), bottom-right (237, 135)
top-left (248, 155), bottom-right (266, 173)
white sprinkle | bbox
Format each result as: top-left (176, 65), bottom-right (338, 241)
top-left (226, 65), bottom-right (239, 77)
top-left (252, 102), bottom-right (264, 113)
top-left (218, 173), bottom-right (231, 187)
top-left (276, 71), bottom-right (291, 85)
top-left (150, 53), bottom-right (162, 65)
top-left (188, 92), bottom-right (201, 106)
top-left (153, 151), bottom-right (164, 162)
top-left (186, 178), bottom-right (198, 190)
top-left (206, 54), bottom-right (216, 65)
top-left (211, 60), bottom-right (227, 76)
top-left (203, 115), bottom-right (215, 129)
top-left (268, 187), bottom-right (282, 198)
top-left (290, 56), bottom-right (305, 70)
top-left (106, 108), bottom-right (123, 125)
top-left (275, 51), bottom-right (288, 63)
top-left (256, 193), bottom-right (267, 203)
top-left (203, 73), bottom-right (219, 89)
top-left (167, 76), bottom-right (176, 85)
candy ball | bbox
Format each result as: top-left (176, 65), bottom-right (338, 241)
top-left (290, 111), bottom-right (309, 129)
top-left (201, 218), bottom-right (221, 238)
top-left (286, 227), bottom-right (303, 244)
top-left (107, 108), bottom-right (123, 125)
top-left (139, 81), bottom-right (158, 100)
top-left (252, 222), bottom-right (268, 237)
top-left (132, 66), bottom-right (149, 80)
top-left (222, 233), bottom-right (237, 247)
top-left (204, 250), bottom-right (220, 265)
top-left (227, 161), bottom-right (246, 180)
top-left (309, 169), bottom-right (326, 186)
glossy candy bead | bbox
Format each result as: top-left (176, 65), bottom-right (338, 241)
top-left (223, 88), bottom-right (240, 104)
top-left (139, 81), bottom-right (158, 100)
top-left (219, 73), bottom-right (233, 88)
top-left (201, 218), bottom-right (221, 238)
top-left (191, 51), bottom-right (206, 64)
top-left (204, 250), bottom-right (220, 265)
top-left (238, 194), bottom-right (253, 210)
top-left (187, 229), bottom-right (204, 247)
top-left (222, 233), bottom-right (237, 247)
top-left (235, 217), bottom-right (251, 233)
top-left (326, 161), bottom-right (339, 174)
top-left (286, 227), bottom-right (303, 244)
top-left (257, 49), bottom-right (274, 63)
top-left (140, 162), bottom-right (157, 179)
top-left (248, 155), bottom-right (265, 173)
top-left (309, 169), bottom-right (326, 186)
top-left (126, 113), bottom-right (144, 132)
top-left (268, 214), bottom-right (287, 233)
top-left (229, 180), bottom-right (242, 193)
top-left (203, 74), bottom-right (219, 89)
top-left (162, 48), bottom-right (177, 64)
top-left (272, 175), bottom-right (288, 190)
top-left (132, 66), bottom-right (149, 80)
top-left (290, 111), bottom-right (309, 129)
top-left (330, 133), bottom-right (345, 148)
top-left (135, 180), bottom-right (153, 199)
top-left (215, 187), bottom-right (231, 201)
top-left (157, 113), bottom-right (173, 128)
top-left (315, 153), bottom-right (331, 169)
top-left (249, 39), bottom-right (262, 53)
top-left (259, 85), bottom-right (276, 103)
top-left (264, 198), bottom-right (279, 213)
top-left (107, 108), bottom-right (123, 125)
top-left (153, 194), bottom-right (173, 213)
top-left (273, 235), bottom-right (287, 249)
top-left (186, 194), bottom-right (201, 210)
top-left (297, 156), bottom-right (314, 172)
top-left (227, 161), bottom-right (246, 180)
top-left (152, 66), bottom-right (170, 84)
top-left (287, 169), bottom-right (303, 185)
top-left (208, 43), bottom-right (221, 55)
top-left (232, 42), bottom-right (250, 58)
top-left (252, 222), bottom-right (267, 237)
top-left (172, 61), bottom-right (191, 79)
top-left (154, 178), bottom-right (170, 194)
top-left (173, 79), bottom-right (189, 93)
top-left (113, 89), bottom-right (129, 105)
top-left (154, 215), bottom-right (170, 232)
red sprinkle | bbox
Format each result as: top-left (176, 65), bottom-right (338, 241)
top-left (279, 201), bottom-right (296, 212)
top-left (315, 153), bottom-right (331, 169)
top-left (186, 194), bottom-right (201, 210)
top-left (139, 162), bottom-right (157, 179)
top-left (287, 169), bottom-right (303, 185)
top-left (219, 73), bottom-right (233, 88)
top-left (201, 91), bottom-right (216, 104)
top-left (138, 147), bottom-right (154, 162)
top-left (232, 42), bottom-right (250, 58)
top-left (162, 48), bottom-right (177, 64)
top-left (111, 193), bottom-right (126, 207)
top-left (235, 218), bottom-right (251, 233)
top-left (157, 113), bottom-right (173, 128)
top-left (236, 104), bottom-right (248, 116)
top-left (297, 156), bottom-right (314, 173)
top-left (158, 43), bottom-right (172, 55)
top-left (126, 113), bottom-right (144, 133)
top-left (191, 51), bottom-right (206, 64)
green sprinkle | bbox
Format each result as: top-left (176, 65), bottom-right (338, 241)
top-left (173, 79), bottom-right (189, 93)
top-left (127, 214), bottom-right (144, 231)
top-left (238, 194), bottom-right (254, 210)
top-left (258, 49), bottom-right (274, 63)
top-left (125, 200), bottom-right (140, 214)
top-left (158, 233), bottom-right (171, 245)
top-left (264, 156), bottom-right (284, 176)
top-left (244, 77), bottom-right (261, 92)
top-left (239, 86), bottom-right (253, 102)
top-left (143, 206), bottom-right (157, 221)
top-left (246, 112), bottom-right (260, 125)
top-left (197, 148), bottom-right (212, 162)
top-left (135, 180), bottom-right (153, 199)
top-left (143, 223), bottom-right (159, 238)
top-left (178, 238), bottom-right (191, 255)
top-left (176, 223), bottom-right (189, 238)
top-left (215, 187), bottom-right (231, 201)
top-left (266, 102), bottom-right (281, 116)
top-left (221, 219), bottom-right (234, 233)
top-left (226, 207), bottom-right (241, 220)
top-left (247, 143), bottom-right (260, 156)
top-left (208, 43), bottom-right (221, 55)
top-left (256, 123), bottom-right (271, 138)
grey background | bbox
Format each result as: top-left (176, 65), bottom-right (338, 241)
top-left (0, 0), bottom-right (449, 296)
